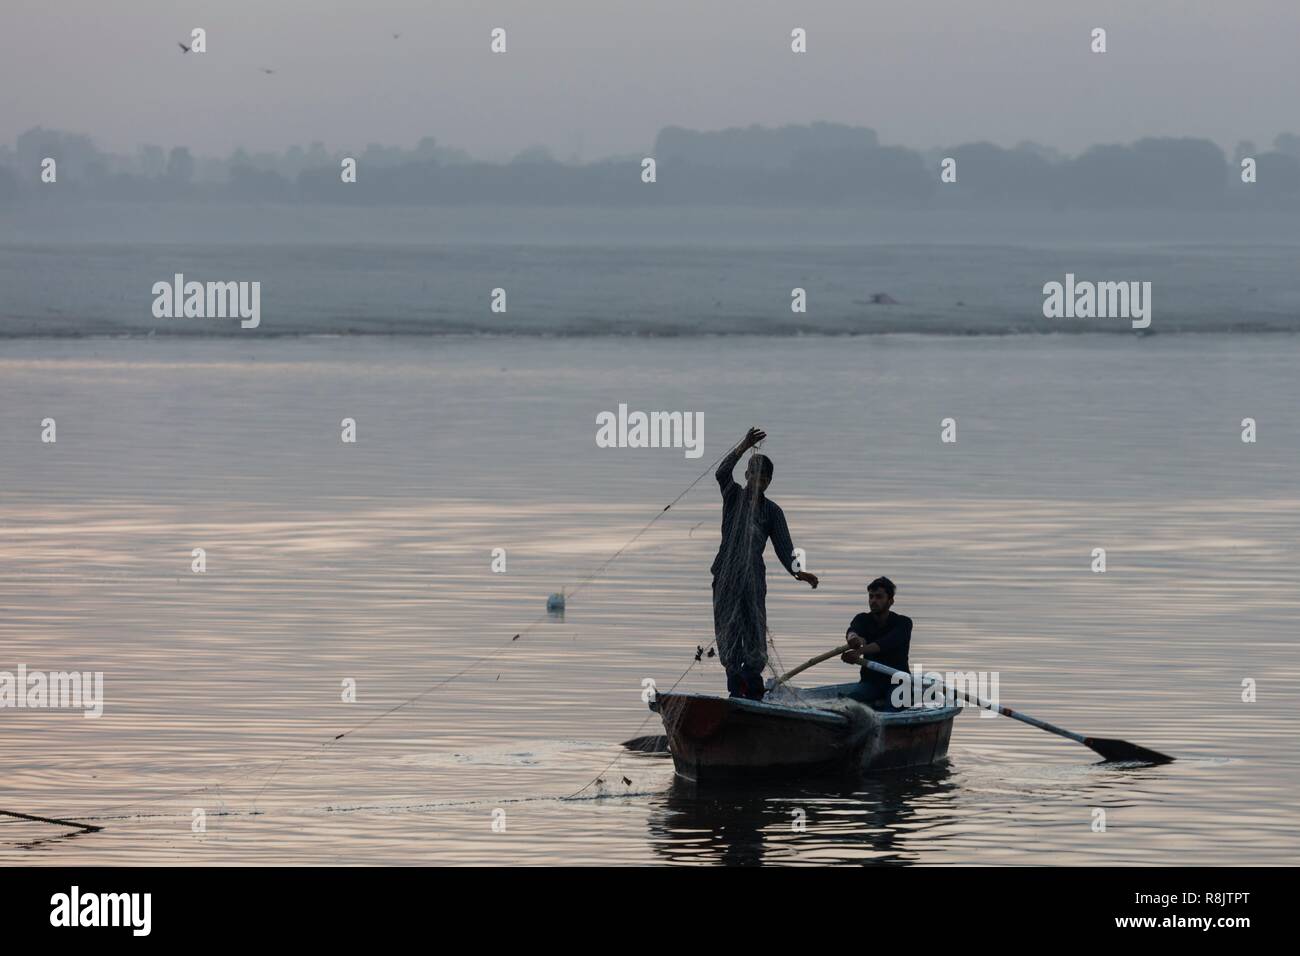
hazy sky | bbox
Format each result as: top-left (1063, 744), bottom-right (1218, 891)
top-left (4, 0), bottom-right (1299, 161)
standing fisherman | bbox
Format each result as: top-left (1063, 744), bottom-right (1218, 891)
top-left (712, 427), bottom-right (818, 700)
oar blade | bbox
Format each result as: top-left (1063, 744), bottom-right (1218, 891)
top-left (1086, 737), bottom-right (1174, 765)
top-left (622, 734), bottom-right (669, 753)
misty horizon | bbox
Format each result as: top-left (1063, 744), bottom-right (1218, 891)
top-left (4, 1), bottom-right (1299, 162)
top-left (5, 120), bottom-right (1300, 211)
top-left (8, 118), bottom-right (1300, 170)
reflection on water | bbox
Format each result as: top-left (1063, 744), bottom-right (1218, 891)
top-left (637, 753), bottom-right (1250, 866)
top-left (648, 765), bottom-right (959, 865)
top-left (0, 335), bottom-right (1297, 864)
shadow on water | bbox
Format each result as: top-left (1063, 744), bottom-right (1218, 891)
top-left (643, 762), bottom-right (960, 865)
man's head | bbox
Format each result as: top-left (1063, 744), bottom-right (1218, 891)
top-left (867, 576), bottom-right (896, 614)
top-left (744, 453), bottom-right (774, 493)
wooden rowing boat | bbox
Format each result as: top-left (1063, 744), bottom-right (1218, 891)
top-left (649, 681), bottom-right (958, 782)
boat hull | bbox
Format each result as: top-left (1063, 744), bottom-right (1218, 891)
top-left (653, 682), bottom-right (957, 783)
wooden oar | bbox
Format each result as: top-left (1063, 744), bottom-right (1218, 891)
top-left (774, 647), bottom-right (1174, 765)
top-left (771, 643), bottom-right (853, 687)
top-left (868, 659), bottom-right (1173, 764)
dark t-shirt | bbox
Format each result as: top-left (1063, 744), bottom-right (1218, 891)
top-left (848, 611), bottom-right (912, 701)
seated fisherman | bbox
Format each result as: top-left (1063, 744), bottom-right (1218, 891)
top-left (840, 576), bottom-right (911, 708)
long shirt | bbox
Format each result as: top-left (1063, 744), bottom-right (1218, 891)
top-left (710, 447), bottom-right (798, 583)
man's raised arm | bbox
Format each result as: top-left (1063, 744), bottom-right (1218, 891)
top-left (717, 427), bottom-right (765, 490)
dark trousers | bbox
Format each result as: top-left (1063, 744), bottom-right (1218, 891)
top-left (713, 572), bottom-right (768, 702)
top-left (726, 663), bottom-right (766, 701)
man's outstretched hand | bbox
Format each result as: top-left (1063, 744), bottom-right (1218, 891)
top-left (740, 427), bottom-right (767, 451)
top-left (795, 570), bottom-right (819, 589)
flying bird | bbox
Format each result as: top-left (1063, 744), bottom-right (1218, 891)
top-left (259, 68), bottom-right (276, 74)
top-left (392, 32), bottom-right (401, 40)
top-left (178, 42), bottom-right (191, 53)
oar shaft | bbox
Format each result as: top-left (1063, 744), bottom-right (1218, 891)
top-left (773, 651), bottom-right (1091, 749)
top-left (772, 644), bottom-right (851, 687)
top-left (862, 660), bottom-right (1088, 746)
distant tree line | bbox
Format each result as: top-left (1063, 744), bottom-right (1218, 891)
top-left (2, 122), bottom-right (1299, 207)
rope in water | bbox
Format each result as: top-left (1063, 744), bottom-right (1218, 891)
top-left (31, 441), bottom-right (745, 831)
